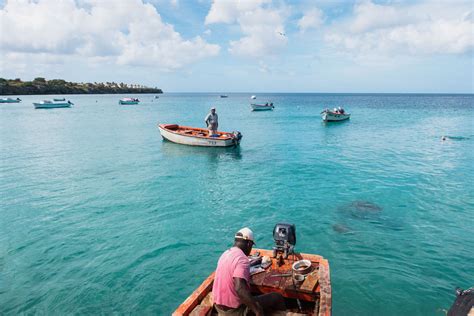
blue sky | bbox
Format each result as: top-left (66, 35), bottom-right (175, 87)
top-left (0, 0), bottom-right (472, 93)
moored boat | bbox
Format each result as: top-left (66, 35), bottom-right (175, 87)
top-left (251, 102), bottom-right (274, 111)
top-left (220, 95), bottom-right (228, 98)
top-left (321, 107), bottom-right (350, 122)
top-left (173, 223), bottom-right (331, 316)
top-left (119, 97), bottom-right (140, 105)
top-left (0, 97), bottom-right (21, 103)
top-left (33, 100), bottom-right (73, 109)
top-left (158, 124), bottom-right (242, 147)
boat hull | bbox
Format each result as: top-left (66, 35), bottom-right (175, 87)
top-left (158, 124), bottom-right (241, 147)
top-left (33, 102), bottom-right (71, 109)
top-left (173, 248), bottom-right (331, 316)
top-left (0, 99), bottom-right (21, 103)
top-left (321, 112), bottom-right (350, 122)
top-left (251, 104), bottom-right (274, 111)
top-left (119, 101), bottom-right (139, 105)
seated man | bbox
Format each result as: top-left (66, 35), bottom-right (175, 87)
top-left (212, 227), bottom-right (285, 315)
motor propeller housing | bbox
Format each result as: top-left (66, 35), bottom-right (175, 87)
top-left (272, 223), bottom-right (296, 259)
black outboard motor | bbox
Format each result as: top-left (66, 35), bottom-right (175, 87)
top-left (272, 223), bottom-right (296, 259)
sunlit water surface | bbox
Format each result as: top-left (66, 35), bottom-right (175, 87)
top-left (1, 93), bottom-right (473, 315)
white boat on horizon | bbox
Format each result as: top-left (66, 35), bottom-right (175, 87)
top-left (158, 124), bottom-right (242, 147)
top-left (251, 95), bottom-right (257, 99)
top-left (0, 97), bottom-right (21, 103)
top-left (251, 102), bottom-right (274, 111)
top-left (33, 100), bottom-right (73, 109)
top-left (321, 107), bottom-right (350, 122)
top-left (119, 98), bottom-right (140, 105)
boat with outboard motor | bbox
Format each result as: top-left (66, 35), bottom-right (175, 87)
top-left (173, 223), bottom-right (331, 316)
top-left (0, 97), bottom-right (21, 103)
top-left (119, 98), bottom-right (140, 105)
top-left (158, 123), bottom-right (242, 147)
top-left (321, 107), bottom-right (350, 122)
top-left (251, 102), bottom-right (274, 111)
top-left (33, 100), bottom-right (73, 109)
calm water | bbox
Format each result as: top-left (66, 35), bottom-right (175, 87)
top-left (1, 93), bottom-right (473, 315)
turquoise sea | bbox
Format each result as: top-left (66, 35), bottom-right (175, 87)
top-left (1, 93), bottom-right (473, 315)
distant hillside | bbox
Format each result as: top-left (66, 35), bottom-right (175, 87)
top-left (0, 78), bottom-right (163, 95)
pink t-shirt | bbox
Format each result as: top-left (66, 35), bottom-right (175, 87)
top-left (212, 247), bottom-right (250, 308)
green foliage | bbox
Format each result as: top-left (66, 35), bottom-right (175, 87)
top-left (0, 78), bottom-right (163, 95)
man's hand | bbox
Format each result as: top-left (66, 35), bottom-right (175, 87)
top-left (234, 277), bottom-right (262, 315)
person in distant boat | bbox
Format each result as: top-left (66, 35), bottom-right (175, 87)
top-left (212, 228), bottom-right (285, 316)
top-left (205, 107), bottom-right (219, 137)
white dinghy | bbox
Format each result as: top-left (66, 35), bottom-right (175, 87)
top-left (34, 100), bottom-right (73, 109)
top-left (158, 124), bottom-right (242, 147)
top-left (321, 107), bottom-right (350, 122)
top-left (251, 102), bottom-right (274, 111)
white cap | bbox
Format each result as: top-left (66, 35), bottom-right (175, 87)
top-left (235, 227), bottom-right (255, 244)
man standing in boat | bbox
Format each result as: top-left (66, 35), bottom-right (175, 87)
top-left (205, 107), bottom-right (218, 137)
top-left (212, 228), bottom-right (285, 315)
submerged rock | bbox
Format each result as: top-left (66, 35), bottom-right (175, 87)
top-left (332, 223), bottom-right (351, 234)
top-left (350, 200), bottom-right (383, 212)
top-left (338, 200), bottom-right (383, 219)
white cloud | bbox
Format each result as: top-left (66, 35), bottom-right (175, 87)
top-left (324, 1), bottom-right (474, 57)
top-left (170, 0), bottom-right (179, 8)
top-left (205, 0), bottom-right (287, 58)
top-left (297, 8), bottom-right (324, 32)
top-left (0, 0), bottom-right (220, 70)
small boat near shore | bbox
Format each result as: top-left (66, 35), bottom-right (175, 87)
top-left (251, 102), bottom-right (274, 111)
top-left (119, 98), bottom-right (140, 105)
top-left (33, 100), bottom-right (73, 109)
top-left (0, 97), bottom-right (21, 103)
top-left (174, 223), bottom-right (331, 316)
top-left (321, 107), bottom-right (350, 122)
top-left (158, 124), bottom-right (242, 147)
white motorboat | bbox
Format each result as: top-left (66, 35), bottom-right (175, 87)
top-left (158, 124), bottom-right (242, 147)
top-left (251, 95), bottom-right (257, 99)
top-left (321, 107), bottom-right (350, 122)
top-left (119, 98), bottom-right (140, 105)
top-left (251, 103), bottom-right (274, 111)
top-left (33, 100), bottom-right (73, 109)
top-left (0, 97), bottom-right (21, 103)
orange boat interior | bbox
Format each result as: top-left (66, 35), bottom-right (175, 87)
top-left (161, 124), bottom-right (233, 140)
top-left (173, 249), bottom-right (331, 316)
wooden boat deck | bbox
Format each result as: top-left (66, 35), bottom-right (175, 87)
top-left (160, 124), bottom-right (234, 140)
top-left (173, 248), bottom-right (331, 316)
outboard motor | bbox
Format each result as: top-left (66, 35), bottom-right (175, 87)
top-left (272, 223), bottom-right (296, 259)
top-left (232, 131), bottom-right (242, 146)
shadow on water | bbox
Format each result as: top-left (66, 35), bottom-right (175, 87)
top-left (160, 140), bottom-right (242, 161)
top-left (337, 200), bottom-right (383, 219)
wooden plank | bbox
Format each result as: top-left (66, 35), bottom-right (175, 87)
top-left (173, 272), bottom-right (215, 316)
top-left (189, 305), bottom-right (212, 316)
top-left (300, 271), bottom-right (319, 292)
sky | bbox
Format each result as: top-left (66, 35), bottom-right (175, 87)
top-left (0, 0), bottom-right (473, 93)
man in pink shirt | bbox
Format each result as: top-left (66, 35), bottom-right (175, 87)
top-left (212, 227), bottom-right (285, 315)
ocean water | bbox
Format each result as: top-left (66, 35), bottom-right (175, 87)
top-left (1, 93), bottom-right (473, 315)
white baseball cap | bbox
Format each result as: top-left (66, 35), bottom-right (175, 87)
top-left (235, 227), bottom-right (255, 244)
